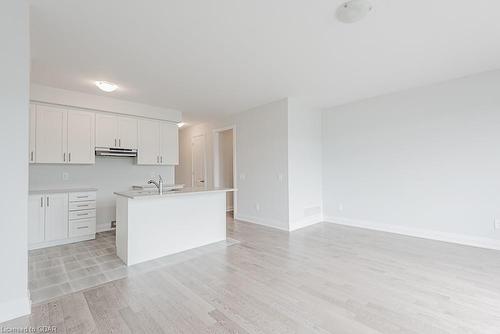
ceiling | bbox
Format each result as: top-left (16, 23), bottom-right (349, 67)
top-left (30, 0), bottom-right (500, 123)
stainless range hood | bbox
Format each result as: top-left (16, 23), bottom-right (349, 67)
top-left (95, 147), bottom-right (137, 157)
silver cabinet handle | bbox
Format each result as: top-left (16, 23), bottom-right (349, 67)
top-left (46, 196), bottom-right (49, 207)
top-left (31, 151), bottom-right (34, 161)
top-left (63, 153), bottom-right (66, 162)
top-left (69, 152), bottom-right (71, 162)
top-left (160, 156), bottom-right (163, 164)
top-left (157, 156), bottom-right (159, 163)
top-left (119, 139), bottom-right (121, 147)
top-left (77, 213), bottom-right (88, 216)
top-left (114, 138), bottom-right (117, 147)
top-left (77, 204), bottom-right (89, 207)
top-left (40, 197), bottom-right (43, 207)
top-left (77, 226), bottom-right (89, 230)
top-left (77, 195), bottom-right (88, 199)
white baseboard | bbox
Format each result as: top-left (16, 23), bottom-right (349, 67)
top-left (325, 216), bottom-right (500, 251)
top-left (29, 234), bottom-right (95, 250)
top-left (289, 214), bottom-right (323, 231)
top-left (96, 224), bottom-right (114, 233)
top-left (235, 214), bottom-right (290, 232)
top-left (0, 292), bottom-right (31, 324)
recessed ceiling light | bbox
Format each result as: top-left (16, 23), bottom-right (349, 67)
top-left (95, 81), bottom-right (118, 92)
top-left (177, 122), bottom-right (186, 128)
top-left (336, 0), bottom-right (372, 23)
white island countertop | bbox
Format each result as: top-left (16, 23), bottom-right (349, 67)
top-left (114, 187), bottom-right (235, 199)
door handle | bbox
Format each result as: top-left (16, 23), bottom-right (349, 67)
top-left (200, 180), bottom-right (205, 183)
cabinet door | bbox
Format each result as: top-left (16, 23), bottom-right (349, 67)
top-left (67, 111), bottom-right (95, 164)
top-left (29, 104), bottom-right (36, 163)
top-left (95, 114), bottom-right (119, 148)
top-left (28, 195), bottom-right (45, 244)
top-left (137, 119), bottom-right (160, 165)
top-left (159, 122), bottom-right (179, 165)
top-left (118, 117), bottom-right (138, 149)
top-left (35, 105), bottom-right (67, 163)
top-left (45, 193), bottom-right (68, 242)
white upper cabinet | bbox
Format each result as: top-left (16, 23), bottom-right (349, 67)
top-left (137, 120), bottom-right (178, 165)
top-left (118, 117), bottom-right (138, 149)
top-left (137, 119), bottom-right (160, 165)
top-left (160, 121), bottom-right (179, 165)
top-left (44, 193), bottom-right (69, 242)
top-left (28, 195), bottom-right (45, 244)
top-left (29, 104), bottom-right (36, 163)
top-left (95, 114), bottom-right (119, 148)
top-left (96, 114), bottom-right (138, 149)
top-left (67, 111), bottom-right (95, 164)
top-left (34, 105), bottom-right (95, 164)
top-left (35, 105), bottom-right (67, 163)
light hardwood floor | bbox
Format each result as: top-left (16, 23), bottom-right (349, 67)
top-left (3, 216), bottom-right (500, 333)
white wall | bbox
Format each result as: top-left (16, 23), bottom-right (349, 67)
top-left (219, 129), bottom-right (234, 210)
top-left (29, 158), bottom-right (174, 231)
top-left (323, 70), bottom-right (500, 248)
top-left (287, 99), bottom-right (323, 231)
top-left (176, 99), bottom-right (290, 230)
top-left (0, 0), bottom-right (31, 322)
top-left (31, 84), bottom-right (181, 123)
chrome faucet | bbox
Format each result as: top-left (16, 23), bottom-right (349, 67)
top-left (148, 175), bottom-right (163, 195)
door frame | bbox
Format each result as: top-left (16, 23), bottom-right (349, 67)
top-left (191, 134), bottom-right (207, 187)
top-left (213, 125), bottom-right (237, 216)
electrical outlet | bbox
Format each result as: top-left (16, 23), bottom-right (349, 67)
top-left (494, 218), bottom-right (500, 230)
top-left (62, 172), bottom-right (69, 181)
top-left (255, 203), bottom-right (260, 212)
top-left (338, 203), bottom-right (344, 212)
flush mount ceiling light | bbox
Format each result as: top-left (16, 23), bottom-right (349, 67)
top-left (95, 81), bottom-right (118, 92)
top-left (336, 0), bottom-right (372, 23)
top-left (177, 122), bottom-right (186, 128)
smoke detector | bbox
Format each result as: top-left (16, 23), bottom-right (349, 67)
top-left (336, 0), bottom-right (373, 23)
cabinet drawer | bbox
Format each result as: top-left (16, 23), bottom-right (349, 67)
top-left (69, 192), bottom-right (96, 202)
top-left (69, 219), bottom-right (96, 237)
top-left (69, 209), bottom-right (96, 220)
top-left (69, 201), bottom-right (96, 211)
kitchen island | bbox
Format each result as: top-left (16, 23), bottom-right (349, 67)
top-left (114, 187), bottom-right (235, 266)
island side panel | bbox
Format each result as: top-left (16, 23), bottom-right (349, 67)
top-left (116, 196), bottom-right (129, 264)
top-left (127, 191), bottom-right (227, 266)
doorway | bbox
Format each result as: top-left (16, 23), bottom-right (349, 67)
top-left (191, 134), bottom-right (206, 187)
top-left (213, 126), bottom-right (236, 215)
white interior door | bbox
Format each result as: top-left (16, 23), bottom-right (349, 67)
top-left (118, 117), bottom-right (138, 149)
top-left (29, 104), bottom-right (36, 163)
top-left (138, 119), bottom-right (160, 165)
top-left (28, 195), bottom-right (45, 244)
top-left (45, 193), bottom-right (68, 242)
top-left (192, 135), bottom-right (206, 187)
top-left (67, 111), bottom-right (95, 164)
top-left (35, 105), bottom-right (67, 163)
top-left (95, 114), bottom-right (119, 148)
top-left (160, 121), bottom-right (179, 165)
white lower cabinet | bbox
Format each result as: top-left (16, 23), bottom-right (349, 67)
top-left (28, 195), bottom-right (45, 244)
top-left (44, 193), bottom-right (69, 242)
top-left (28, 191), bottom-right (97, 250)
